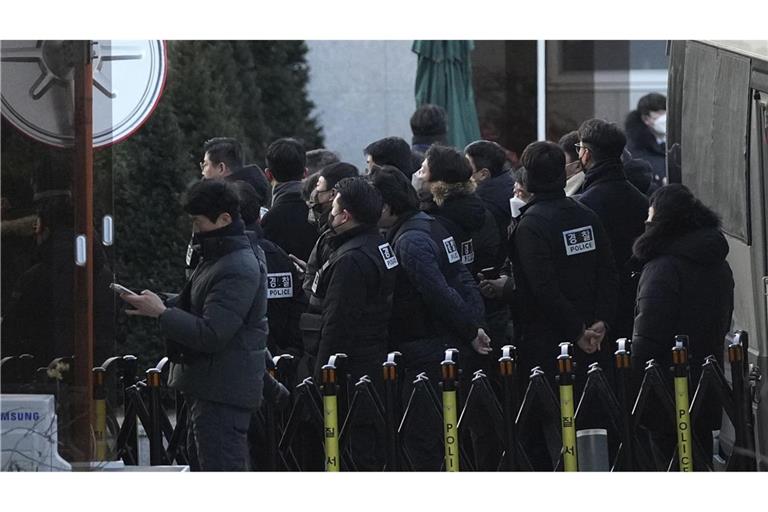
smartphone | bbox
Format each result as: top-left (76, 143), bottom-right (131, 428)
top-left (480, 266), bottom-right (500, 280)
top-left (110, 283), bottom-right (137, 296)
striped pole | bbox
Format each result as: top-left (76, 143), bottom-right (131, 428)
top-left (557, 342), bottom-right (578, 471)
top-left (672, 335), bottom-right (693, 472)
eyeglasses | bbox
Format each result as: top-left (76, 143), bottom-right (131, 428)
top-left (199, 160), bottom-right (207, 171)
top-left (574, 143), bottom-right (590, 152)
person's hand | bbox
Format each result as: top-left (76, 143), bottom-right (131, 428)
top-left (471, 328), bottom-right (492, 355)
top-left (478, 275), bottom-right (508, 299)
top-left (121, 290), bottom-right (167, 318)
top-left (576, 321), bottom-right (606, 354)
top-left (585, 321), bottom-right (606, 350)
top-left (288, 254), bottom-right (307, 276)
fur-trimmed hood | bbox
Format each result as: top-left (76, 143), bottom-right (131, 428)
top-left (430, 181), bottom-right (486, 232)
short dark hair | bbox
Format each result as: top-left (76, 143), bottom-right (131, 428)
top-left (410, 104), bottom-right (447, 139)
top-left (306, 148), bottom-right (340, 175)
top-left (425, 144), bottom-right (472, 184)
top-left (578, 119), bottom-right (627, 161)
top-left (319, 162), bottom-right (359, 190)
top-left (369, 164), bottom-right (419, 216)
top-left (334, 176), bottom-right (383, 226)
top-left (183, 179), bottom-right (241, 223)
top-left (364, 136), bottom-right (415, 176)
top-left (203, 137), bottom-right (243, 172)
top-left (520, 141), bottom-right (566, 193)
top-left (558, 130), bottom-right (580, 163)
top-left (232, 181), bottom-right (262, 225)
top-left (464, 140), bottom-right (507, 177)
top-left (266, 138), bottom-right (306, 182)
top-left (637, 93), bottom-right (666, 117)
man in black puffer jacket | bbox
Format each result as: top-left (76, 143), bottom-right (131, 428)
top-left (576, 119), bottom-right (649, 379)
top-left (121, 180), bottom-right (268, 471)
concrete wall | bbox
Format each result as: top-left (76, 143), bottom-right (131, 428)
top-left (305, 41), bottom-right (417, 168)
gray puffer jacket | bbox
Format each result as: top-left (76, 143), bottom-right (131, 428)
top-left (161, 226), bottom-right (268, 410)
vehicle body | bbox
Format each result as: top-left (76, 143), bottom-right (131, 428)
top-left (668, 40), bottom-right (768, 468)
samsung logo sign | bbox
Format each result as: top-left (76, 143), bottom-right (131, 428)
top-left (1, 411), bottom-right (41, 422)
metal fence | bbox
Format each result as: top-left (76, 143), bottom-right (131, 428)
top-left (1, 330), bottom-right (761, 471)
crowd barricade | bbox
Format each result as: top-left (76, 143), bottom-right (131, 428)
top-left (1, 329), bottom-right (761, 471)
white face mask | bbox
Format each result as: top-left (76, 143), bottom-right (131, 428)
top-left (509, 196), bottom-right (527, 218)
top-left (651, 113), bottom-right (666, 138)
top-left (411, 171), bottom-right (425, 193)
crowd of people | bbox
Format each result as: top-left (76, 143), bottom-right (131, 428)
top-left (119, 94), bottom-right (735, 471)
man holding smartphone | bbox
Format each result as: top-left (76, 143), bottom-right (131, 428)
top-left (120, 179), bottom-right (268, 471)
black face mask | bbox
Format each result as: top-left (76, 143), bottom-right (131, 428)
top-left (644, 220), bottom-right (657, 232)
top-left (327, 211), bottom-right (339, 235)
top-left (308, 201), bottom-right (332, 231)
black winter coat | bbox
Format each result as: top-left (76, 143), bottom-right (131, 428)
top-left (631, 227), bottom-right (734, 383)
top-left (505, 191), bottom-right (619, 374)
top-left (308, 224), bottom-right (397, 379)
top-left (161, 222), bottom-right (268, 409)
top-left (430, 185), bottom-right (502, 275)
top-left (261, 181), bottom-right (318, 262)
top-left (624, 110), bottom-right (666, 184)
top-left (246, 223), bottom-right (306, 359)
top-left (386, 211), bottom-right (485, 360)
top-left (577, 158), bottom-right (649, 340)
top-left (475, 171), bottom-right (516, 259)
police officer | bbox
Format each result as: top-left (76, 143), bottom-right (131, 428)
top-left (479, 141), bottom-right (618, 470)
top-left (480, 141), bottom-right (618, 386)
top-left (232, 181), bottom-right (306, 364)
top-left (301, 176), bottom-right (397, 470)
top-left (413, 145), bottom-right (503, 375)
top-left (302, 177), bottom-right (396, 380)
top-left (370, 165), bottom-right (491, 470)
top-left (371, 165), bottom-right (490, 375)
top-left (306, 162), bottom-right (359, 233)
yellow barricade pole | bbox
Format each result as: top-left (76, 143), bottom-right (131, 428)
top-left (321, 360), bottom-right (340, 472)
top-left (441, 350), bottom-right (460, 472)
top-left (557, 342), bottom-right (578, 471)
top-left (672, 335), bottom-right (693, 472)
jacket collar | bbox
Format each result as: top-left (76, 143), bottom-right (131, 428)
top-left (520, 189), bottom-right (565, 215)
top-left (193, 218), bottom-right (250, 260)
top-left (582, 158), bottom-right (627, 191)
top-left (327, 224), bottom-right (378, 250)
top-left (271, 180), bottom-right (304, 207)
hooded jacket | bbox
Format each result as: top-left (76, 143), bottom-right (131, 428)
top-left (624, 110), bottom-right (666, 184)
top-left (430, 182), bottom-right (502, 274)
top-left (631, 226), bottom-right (734, 380)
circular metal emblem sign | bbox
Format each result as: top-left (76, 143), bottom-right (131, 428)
top-left (1, 40), bottom-right (167, 148)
